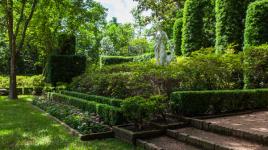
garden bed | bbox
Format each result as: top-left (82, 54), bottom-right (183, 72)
top-left (113, 124), bottom-right (164, 144)
top-left (32, 97), bottom-right (114, 141)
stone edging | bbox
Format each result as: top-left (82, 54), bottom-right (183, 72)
top-left (136, 139), bottom-right (164, 150)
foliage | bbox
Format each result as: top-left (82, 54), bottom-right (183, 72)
top-left (133, 53), bottom-right (155, 62)
top-left (215, 0), bottom-right (254, 53)
top-left (128, 38), bottom-right (152, 55)
top-left (61, 90), bottom-right (122, 107)
top-left (51, 93), bottom-right (123, 125)
top-left (173, 18), bottom-right (183, 55)
top-left (244, 0), bottom-right (268, 48)
top-left (46, 55), bottom-right (86, 85)
top-left (121, 96), bottom-right (155, 130)
top-left (58, 34), bottom-right (76, 55)
top-left (244, 45), bottom-right (268, 88)
top-left (171, 89), bottom-right (268, 116)
top-left (132, 0), bottom-right (184, 37)
top-left (100, 56), bottom-right (134, 66)
top-left (103, 22), bottom-right (134, 55)
top-left (70, 49), bottom-right (243, 99)
top-left (0, 75), bottom-right (44, 88)
top-left (0, 96), bottom-right (137, 150)
top-left (100, 36), bottom-right (117, 56)
top-left (33, 97), bottom-right (109, 134)
top-left (149, 95), bottom-right (169, 120)
top-left (181, 0), bottom-right (215, 55)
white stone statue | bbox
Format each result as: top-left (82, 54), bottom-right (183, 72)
top-left (154, 27), bottom-right (174, 65)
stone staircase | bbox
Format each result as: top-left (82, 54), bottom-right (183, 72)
top-left (137, 116), bottom-right (268, 150)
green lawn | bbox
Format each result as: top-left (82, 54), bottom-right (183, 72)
top-left (0, 96), bottom-right (138, 150)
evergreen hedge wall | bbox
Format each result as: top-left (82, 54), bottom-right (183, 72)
top-left (47, 55), bottom-right (86, 85)
top-left (244, 0), bottom-right (268, 48)
top-left (173, 18), bottom-right (183, 55)
top-left (181, 0), bottom-right (215, 55)
top-left (215, 0), bottom-right (254, 53)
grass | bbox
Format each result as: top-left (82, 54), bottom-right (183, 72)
top-left (0, 96), bottom-right (139, 150)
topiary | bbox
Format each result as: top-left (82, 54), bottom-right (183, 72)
top-left (181, 0), bottom-right (215, 55)
top-left (215, 0), bottom-right (254, 53)
top-left (244, 0), bottom-right (268, 48)
top-left (173, 18), bottom-right (183, 56)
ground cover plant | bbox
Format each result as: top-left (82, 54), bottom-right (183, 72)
top-left (0, 96), bottom-right (137, 150)
top-left (32, 97), bottom-right (110, 135)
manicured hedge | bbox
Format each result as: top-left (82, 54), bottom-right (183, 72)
top-left (51, 93), bottom-right (123, 125)
top-left (61, 90), bottom-right (122, 107)
top-left (215, 0), bottom-right (253, 52)
top-left (46, 55), bottom-right (86, 85)
top-left (100, 56), bottom-right (134, 66)
top-left (58, 34), bottom-right (76, 55)
top-left (244, 45), bottom-right (268, 88)
top-left (171, 89), bottom-right (268, 116)
top-left (181, 0), bottom-right (204, 55)
top-left (244, 0), bottom-right (268, 48)
top-left (173, 18), bottom-right (183, 56)
top-left (181, 0), bottom-right (214, 55)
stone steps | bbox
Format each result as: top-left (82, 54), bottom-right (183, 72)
top-left (137, 136), bottom-right (201, 150)
top-left (167, 127), bottom-right (268, 150)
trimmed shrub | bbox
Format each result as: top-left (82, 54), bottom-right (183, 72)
top-left (244, 45), bottom-right (268, 88)
top-left (51, 93), bottom-right (97, 113)
top-left (121, 96), bottom-right (155, 130)
top-left (215, 0), bottom-right (253, 53)
top-left (171, 89), bottom-right (268, 116)
top-left (58, 34), bottom-right (76, 55)
top-left (173, 18), bottom-right (183, 55)
top-left (97, 104), bottom-right (123, 125)
top-left (181, 0), bottom-right (215, 55)
top-left (133, 53), bottom-right (154, 62)
top-left (51, 93), bottom-right (123, 125)
top-left (244, 0), bottom-right (268, 48)
top-left (100, 56), bottom-right (134, 66)
top-left (46, 55), bottom-right (86, 85)
top-left (61, 90), bottom-right (122, 107)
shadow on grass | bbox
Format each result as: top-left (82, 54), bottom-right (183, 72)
top-left (0, 96), bottom-right (138, 150)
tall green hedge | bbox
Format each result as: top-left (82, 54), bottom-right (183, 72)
top-left (215, 0), bottom-right (254, 53)
top-left (244, 45), bottom-right (268, 88)
top-left (47, 55), bottom-right (86, 85)
top-left (171, 89), bottom-right (268, 116)
top-left (173, 18), bottom-right (183, 55)
top-left (244, 0), bottom-right (268, 48)
top-left (58, 34), bottom-right (76, 55)
top-left (181, 0), bottom-right (215, 55)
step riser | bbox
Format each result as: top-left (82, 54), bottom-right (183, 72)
top-left (167, 130), bottom-right (232, 150)
top-left (187, 118), bottom-right (268, 146)
top-left (136, 139), bottom-right (164, 150)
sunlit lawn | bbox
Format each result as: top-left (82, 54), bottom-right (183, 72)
top-left (0, 96), bottom-right (138, 150)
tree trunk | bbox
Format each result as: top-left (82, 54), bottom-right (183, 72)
top-left (6, 0), bottom-right (17, 99)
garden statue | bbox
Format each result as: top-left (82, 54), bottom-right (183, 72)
top-left (154, 26), bottom-right (174, 65)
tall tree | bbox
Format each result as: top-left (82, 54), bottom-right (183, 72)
top-left (2, 0), bottom-right (37, 99)
top-left (132, 0), bottom-right (184, 37)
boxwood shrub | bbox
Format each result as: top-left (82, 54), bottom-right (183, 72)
top-left (51, 93), bottom-right (123, 125)
top-left (171, 89), bottom-right (268, 116)
top-left (61, 90), bottom-right (122, 107)
top-left (100, 56), bottom-right (134, 66)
